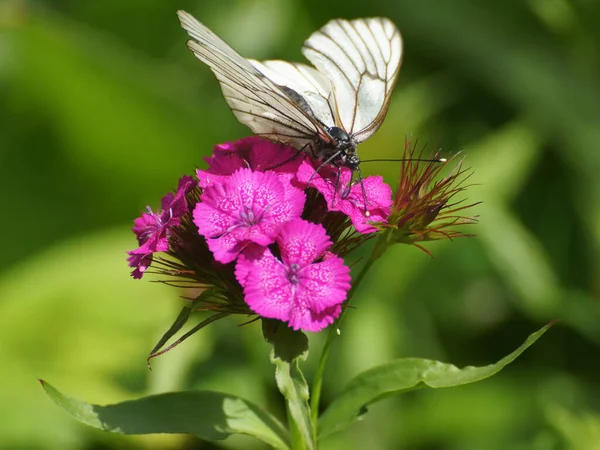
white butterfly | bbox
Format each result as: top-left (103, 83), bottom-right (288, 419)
top-left (178, 10), bottom-right (402, 191)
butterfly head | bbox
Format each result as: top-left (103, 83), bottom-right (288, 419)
top-left (328, 127), bottom-right (359, 168)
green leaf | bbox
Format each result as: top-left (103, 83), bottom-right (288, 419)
top-left (40, 381), bottom-right (289, 449)
top-left (318, 323), bottom-right (553, 439)
top-left (147, 295), bottom-right (207, 360)
top-left (147, 292), bottom-right (230, 363)
top-left (263, 320), bottom-right (315, 450)
top-left (546, 403), bottom-right (600, 449)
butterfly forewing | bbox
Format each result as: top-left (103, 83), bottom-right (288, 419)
top-left (178, 11), bottom-right (332, 148)
top-left (302, 18), bottom-right (402, 142)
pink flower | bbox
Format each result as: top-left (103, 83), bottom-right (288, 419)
top-left (197, 137), bottom-right (304, 188)
top-left (296, 161), bottom-right (392, 234)
top-left (194, 168), bottom-right (305, 264)
top-left (235, 219), bottom-right (351, 332)
top-left (127, 175), bottom-right (196, 278)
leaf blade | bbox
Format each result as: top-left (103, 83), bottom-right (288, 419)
top-left (318, 323), bottom-right (553, 439)
top-left (40, 381), bottom-right (289, 449)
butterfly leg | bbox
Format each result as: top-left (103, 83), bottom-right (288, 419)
top-left (331, 163), bottom-right (343, 209)
top-left (263, 143), bottom-right (308, 171)
top-left (339, 165), bottom-right (370, 215)
top-left (354, 165), bottom-right (371, 216)
top-left (307, 150), bottom-right (343, 186)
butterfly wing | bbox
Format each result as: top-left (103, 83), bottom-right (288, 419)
top-left (302, 18), bottom-right (403, 143)
top-left (178, 10), bottom-right (333, 149)
top-left (249, 60), bottom-right (335, 128)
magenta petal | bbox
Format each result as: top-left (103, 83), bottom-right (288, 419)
top-left (297, 253), bottom-right (351, 312)
top-left (127, 251), bottom-right (153, 279)
top-left (235, 245), bottom-right (265, 287)
top-left (127, 175), bottom-right (195, 279)
top-left (161, 175), bottom-right (196, 216)
top-left (238, 218), bottom-right (351, 332)
top-left (199, 137), bottom-right (303, 187)
top-left (197, 180), bottom-right (242, 222)
top-left (288, 304), bottom-right (342, 332)
top-left (132, 212), bottom-right (157, 245)
top-left (193, 199), bottom-right (235, 239)
top-left (198, 138), bottom-right (254, 188)
top-left (206, 233), bottom-right (247, 264)
top-left (277, 219), bottom-right (332, 267)
top-left (195, 168), bottom-right (305, 264)
top-left (238, 249), bottom-right (294, 321)
top-left (231, 225), bottom-right (274, 247)
top-left (203, 138), bottom-right (256, 174)
top-left (248, 139), bottom-right (305, 173)
top-left (296, 161), bottom-right (392, 234)
top-left (272, 175), bottom-right (306, 218)
top-left (196, 170), bottom-right (231, 189)
top-left (338, 175), bottom-right (392, 233)
top-left (296, 160), bottom-right (322, 186)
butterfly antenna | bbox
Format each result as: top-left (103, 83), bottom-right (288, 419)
top-left (361, 157), bottom-right (447, 164)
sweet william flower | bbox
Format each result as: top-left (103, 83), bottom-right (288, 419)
top-left (296, 161), bottom-right (392, 234)
top-left (235, 219), bottom-right (351, 332)
top-left (126, 136), bottom-right (478, 357)
top-left (194, 168), bottom-right (305, 264)
top-left (127, 175), bottom-right (196, 279)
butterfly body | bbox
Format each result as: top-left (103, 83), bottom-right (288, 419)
top-left (320, 126), bottom-right (359, 170)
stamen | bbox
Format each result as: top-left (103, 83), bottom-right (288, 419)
top-left (288, 263), bottom-right (300, 284)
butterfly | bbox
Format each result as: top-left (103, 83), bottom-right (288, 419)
top-left (178, 10), bottom-right (403, 205)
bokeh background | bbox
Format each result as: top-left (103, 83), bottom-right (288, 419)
top-left (2, 0), bottom-right (600, 449)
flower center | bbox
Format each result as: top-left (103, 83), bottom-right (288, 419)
top-left (239, 203), bottom-right (267, 227)
top-left (287, 263), bottom-right (300, 285)
top-left (239, 209), bottom-right (257, 225)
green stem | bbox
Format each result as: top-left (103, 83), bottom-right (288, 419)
top-left (310, 232), bottom-right (391, 426)
top-left (288, 402), bottom-right (306, 450)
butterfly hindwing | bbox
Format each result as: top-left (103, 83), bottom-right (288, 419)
top-left (302, 18), bottom-right (402, 142)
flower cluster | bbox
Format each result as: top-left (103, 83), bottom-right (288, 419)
top-left (127, 136), bottom-right (477, 335)
top-left (128, 137), bottom-right (389, 332)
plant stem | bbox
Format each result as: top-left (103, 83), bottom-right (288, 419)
top-left (310, 233), bottom-right (389, 426)
top-left (288, 402), bottom-right (306, 450)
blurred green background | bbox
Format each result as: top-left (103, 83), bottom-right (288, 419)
top-left (2, 0), bottom-right (600, 449)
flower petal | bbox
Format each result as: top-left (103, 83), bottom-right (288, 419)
top-left (296, 253), bottom-right (351, 312)
top-left (195, 168), bottom-right (305, 264)
top-left (237, 249), bottom-right (293, 321)
top-left (234, 245), bottom-right (265, 287)
top-left (206, 233), bottom-right (247, 264)
top-left (248, 139), bottom-right (305, 173)
top-left (127, 175), bottom-right (195, 278)
top-left (277, 219), bottom-right (332, 267)
top-left (296, 161), bottom-right (392, 234)
top-left (288, 304), bottom-right (342, 332)
top-left (193, 198), bottom-right (236, 239)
